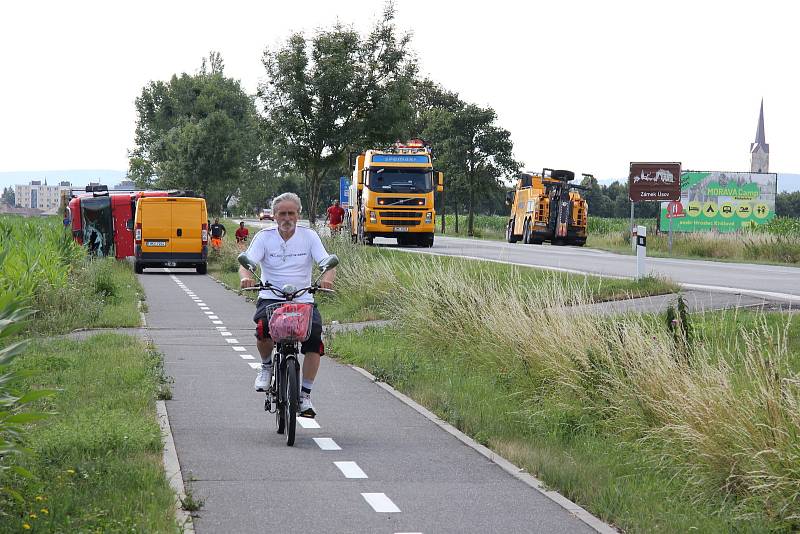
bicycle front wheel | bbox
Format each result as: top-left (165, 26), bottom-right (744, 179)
top-left (284, 358), bottom-right (299, 446)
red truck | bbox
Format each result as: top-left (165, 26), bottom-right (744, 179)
top-left (68, 186), bottom-right (192, 259)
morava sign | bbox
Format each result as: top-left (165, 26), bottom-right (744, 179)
top-left (629, 162), bottom-right (682, 201)
top-left (658, 171), bottom-right (777, 233)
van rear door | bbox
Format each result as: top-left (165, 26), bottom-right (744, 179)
top-left (171, 198), bottom-right (203, 254)
top-left (140, 198), bottom-right (172, 254)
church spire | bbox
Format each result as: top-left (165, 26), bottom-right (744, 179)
top-left (750, 99), bottom-right (769, 173)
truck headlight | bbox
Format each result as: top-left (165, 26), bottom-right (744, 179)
top-left (369, 211), bottom-right (377, 223)
top-left (425, 212), bottom-right (432, 223)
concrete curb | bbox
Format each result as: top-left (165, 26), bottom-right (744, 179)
top-left (157, 401), bottom-right (195, 534)
top-left (143, 294), bottom-right (195, 532)
top-left (348, 364), bottom-right (618, 534)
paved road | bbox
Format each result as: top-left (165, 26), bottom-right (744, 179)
top-left (378, 235), bottom-right (800, 303)
top-left (140, 269), bottom-right (604, 533)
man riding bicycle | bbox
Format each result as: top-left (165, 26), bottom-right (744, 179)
top-left (239, 192), bottom-right (335, 417)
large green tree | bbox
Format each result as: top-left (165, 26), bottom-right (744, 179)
top-left (258, 4), bottom-right (416, 222)
top-left (129, 52), bottom-right (261, 214)
top-left (424, 104), bottom-right (518, 236)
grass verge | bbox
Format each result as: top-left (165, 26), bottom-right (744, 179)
top-left (330, 310), bottom-right (797, 533)
top-left (0, 334), bottom-right (176, 532)
top-left (209, 235), bottom-right (679, 324)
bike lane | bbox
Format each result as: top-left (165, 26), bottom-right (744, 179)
top-left (140, 269), bottom-right (608, 533)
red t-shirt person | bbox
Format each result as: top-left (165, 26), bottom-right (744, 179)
top-left (235, 225), bottom-right (249, 243)
top-left (326, 203), bottom-right (345, 226)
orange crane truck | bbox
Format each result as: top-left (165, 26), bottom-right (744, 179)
top-left (505, 168), bottom-right (589, 246)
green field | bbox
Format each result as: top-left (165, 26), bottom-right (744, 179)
top-left (0, 215), bottom-right (178, 532)
top-left (326, 247), bottom-right (800, 531)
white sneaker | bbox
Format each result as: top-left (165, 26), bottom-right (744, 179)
top-left (254, 364), bottom-right (273, 392)
top-left (299, 392), bottom-right (316, 418)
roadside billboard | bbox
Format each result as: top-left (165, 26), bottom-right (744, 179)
top-left (658, 171), bottom-right (777, 233)
top-left (629, 162), bottom-right (682, 201)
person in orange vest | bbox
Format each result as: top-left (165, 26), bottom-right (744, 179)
top-left (210, 218), bottom-right (226, 250)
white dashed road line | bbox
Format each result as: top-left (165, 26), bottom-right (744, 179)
top-left (248, 362), bottom-right (261, 369)
top-left (232, 346), bottom-right (246, 351)
top-left (240, 354), bottom-right (255, 360)
top-left (335, 461), bottom-right (368, 479)
top-left (313, 438), bottom-right (341, 450)
top-left (226, 338), bottom-right (239, 343)
top-left (297, 417), bottom-right (320, 429)
top-left (361, 493), bottom-right (401, 513)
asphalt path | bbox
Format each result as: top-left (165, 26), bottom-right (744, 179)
top-left (377, 235), bottom-right (800, 304)
top-left (140, 269), bottom-right (602, 533)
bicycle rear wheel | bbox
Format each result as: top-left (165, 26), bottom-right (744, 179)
top-left (284, 358), bottom-right (299, 446)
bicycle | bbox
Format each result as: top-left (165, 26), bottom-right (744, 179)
top-left (238, 253), bottom-right (338, 446)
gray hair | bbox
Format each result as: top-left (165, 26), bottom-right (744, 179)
top-left (271, 192), bottom-right (302, 213)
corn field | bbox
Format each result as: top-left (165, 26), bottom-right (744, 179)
top-left (0, 216), bottom-right (83, 304)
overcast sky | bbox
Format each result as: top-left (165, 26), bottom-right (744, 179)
top-left (3, 0), bottom-right (799, 183)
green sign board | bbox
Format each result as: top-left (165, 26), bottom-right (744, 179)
top-left (659, 172), bottom-right (777, 233)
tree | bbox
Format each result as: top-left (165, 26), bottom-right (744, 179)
top-left (424, 104), bottom-right (518, 236)
top-left (129, 52), bottom-right (261, 214)
top-left (258, 3), bottom-right (416, 222)
top-left (777, 191), bottom-right (800, 217)
top-left (1, 187), bottom-right (14, 207)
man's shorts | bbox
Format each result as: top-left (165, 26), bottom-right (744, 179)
top-left (253, 299), bottom-right (324, 355)
top-left (211, 237), bottom-right (222, 248)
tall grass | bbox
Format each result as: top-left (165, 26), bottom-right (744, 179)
top-left (0, 216), bottom-right (83, 304)
top-left (332, 245), bottom-right (800, 526)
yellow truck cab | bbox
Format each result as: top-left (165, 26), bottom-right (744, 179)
top-left (134, 195), bottom-right (209, 274)
top-left (348, 139), bottom-right (443, 247)
top-left (505, 168), bottom-right (589, 246)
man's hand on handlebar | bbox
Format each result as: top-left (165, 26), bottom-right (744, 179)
top-left (241, 277), bottom-right (258, 289)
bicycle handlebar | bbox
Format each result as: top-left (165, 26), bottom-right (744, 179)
top-left (241, 281), bottom-right (333, 300)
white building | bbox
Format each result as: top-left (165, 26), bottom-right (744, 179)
top-left (14, 180), bottom-right (72, 211)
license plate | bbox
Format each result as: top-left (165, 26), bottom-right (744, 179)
top-left (394, 227), bottom-right (409, 232)
top-left (146, 241), bottom-right (167, 247)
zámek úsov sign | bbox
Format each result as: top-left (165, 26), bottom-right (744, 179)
top-left (629, 162), bottom-right (682, 201)
top-left (658, 171), bottom-right (777, 233)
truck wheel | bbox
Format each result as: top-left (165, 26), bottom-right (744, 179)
top-left (506, 219), bottom-right (519, 243)
top-left (417, 234), bottom-right (434, 248)
top-left (196, 263), bottom-right (207, 274)
top-left (134, 262), bottom-right (144, 274)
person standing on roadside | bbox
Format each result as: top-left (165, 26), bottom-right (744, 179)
top-left (210, 218), bottom-right (226, 251)
top-left (325, 200), bottom-right (346, 236)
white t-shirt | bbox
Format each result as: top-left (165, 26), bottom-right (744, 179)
top-left (244, 227), bottom-right (329, 303)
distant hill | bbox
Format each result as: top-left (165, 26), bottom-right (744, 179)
top-left (0, 170), bottom-right (127, 190)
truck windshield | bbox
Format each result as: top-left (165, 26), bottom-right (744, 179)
top-left (368, 168), bottom-right (432, 193)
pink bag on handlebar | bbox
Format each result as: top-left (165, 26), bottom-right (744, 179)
top-left (268, 303), bottom-right (314, 343)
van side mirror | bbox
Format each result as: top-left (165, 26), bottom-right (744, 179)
top-left (126, 219), bottom-right (134, 231)
top-left (237, 252), bottom-right (258, 275)
top-left (436, 171), bottom-right (444, 193)
top-left (318, 254), bottom-right (339, 273)
top-left (505, 191), bottom-right (515, 206)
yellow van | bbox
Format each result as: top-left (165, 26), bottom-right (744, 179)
top-left (134, 196), bottom-right (209, 274)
